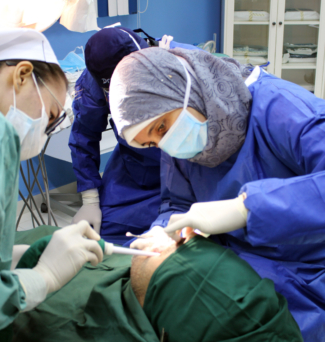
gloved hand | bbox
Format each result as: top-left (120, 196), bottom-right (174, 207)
top-left (129, 226), bottom-right (180, 253)
top-left (33, 220), bottom-right (103, 294)
top-left (164, 194), bottom-right (248, 238)
top-left (11, 244), bottom-right (30, 270)
top-left (72, 188), bottom-right (102, 234)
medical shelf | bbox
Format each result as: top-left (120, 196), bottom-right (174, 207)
top-left (234, 21), bottom-right (270, 25)
top-left (284, 20), bottom-right (320, 25)
top-left (223, 0), bottom-right (325, 99)
top-left (282, 62), bottom-right (317, 69)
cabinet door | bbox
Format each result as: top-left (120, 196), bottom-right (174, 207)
top-left (274, 0), bottom-right (325, 97)
top-left (224, 0), bottom-right (278, 73)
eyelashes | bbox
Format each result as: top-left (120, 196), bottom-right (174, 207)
top-left (158, 121), bottom-right (165, 132)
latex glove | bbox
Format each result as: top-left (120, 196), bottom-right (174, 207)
top-left (164, 194), bottom-right (248, 238)
top-left (11, 245), bottom-right (30, 270)
top-left (129, 226), bottom-right (180, 253)
top-left (72, 188), bottom-right (102, 234)
top-left (33, 220), bottom-right (103, 294)
top-left (159, 35), bottom-right (174, 49)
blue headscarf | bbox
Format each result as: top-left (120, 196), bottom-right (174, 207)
top-left (110, 48), bottom-right (252, 168)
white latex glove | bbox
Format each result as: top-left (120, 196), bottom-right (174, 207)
top-left (129, 226), bottom-right (180, 252)
top-left (164, 194), bottom-right (248, 238)
top-left (72, 188), bottom-right (102, 233)
top-left (33, 220), bottom-right (103, 294)
top-left (159, 35), bottom-right (174, 49)
top-left (11, 245), bottom-right (30, 270)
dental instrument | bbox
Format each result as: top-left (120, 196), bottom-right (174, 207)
top-left (125, 232), bottom-right (147, 238)
top-left (99, 239), bottom-right (160, 257)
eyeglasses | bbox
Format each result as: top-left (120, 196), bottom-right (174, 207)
top-left (5, 61), bottom-right (67, 135)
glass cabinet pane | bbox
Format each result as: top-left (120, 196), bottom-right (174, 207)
top-left (282, 0), bottom-right (321, 89)
top-left (233, 1), bottom-right (271, 67)
top-left (233, 25), bottom-right (269, 66)
top-left (234, 0), bottom-right (270, 14)
top-left (282, 69), bottom-right (315, 92)
top-left (283, 25), bottom-right (318, 65)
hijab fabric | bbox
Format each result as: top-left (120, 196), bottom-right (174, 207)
top-left (110, 48), bottom-right (252, 167)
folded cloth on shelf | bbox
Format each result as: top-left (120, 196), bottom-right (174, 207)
top-left (235, 56), bottom-right (268, 65)
top-left (286, 48), bottom-right (317, 56)
top-left (234, 11), bottom-right (270, 21)
top-left (285, 9), bottom-right (320, 21)
top-left (233, 45), bottom-right (268, 57)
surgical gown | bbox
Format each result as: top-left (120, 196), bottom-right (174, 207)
top-left (151, 68), bottom-right (325, 341)
top-left (69, 70), bottom-right (161, 245)
top-left (0, 114), bottom-right (26, 329)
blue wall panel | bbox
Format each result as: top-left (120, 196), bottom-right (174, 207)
top-left (43, 0), bottom-right (222, 59)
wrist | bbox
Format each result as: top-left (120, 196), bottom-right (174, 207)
top-left (12, 269), bottom-right (48, 311)
top-left (236, 193), bottom-right (248, 221)
top-left (33, 263), bottom-right (57, 294)
top-left (82, 188), bottom-right (100, 204)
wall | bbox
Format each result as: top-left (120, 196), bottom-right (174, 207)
top-left (44, 0), bottom-right (222, 59)
top-left (19, 0), bottom-right (222, 200)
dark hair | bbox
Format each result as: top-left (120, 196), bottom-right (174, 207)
top-left (0, 60), bottom-right (68, 89)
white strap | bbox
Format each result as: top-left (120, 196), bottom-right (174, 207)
top-left (120, 29), bottom-right (141, 50)
top-left (176, 57), bottom-right (192, 109)
top-left (176, 56), bottom-right (199, 83)
top-left (12, 86), bottom-right (16, 108)
top-left (32, 73), bottom-right (45, 108)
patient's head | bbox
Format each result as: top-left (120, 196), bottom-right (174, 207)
top-left (131, 239), bottom-right (183, 307)
top-left (130, 235), bottom-right (302, 342)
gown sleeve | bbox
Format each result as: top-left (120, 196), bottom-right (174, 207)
top-left (68, 69), bottom-right (109, 193)
top-left (241, 76), bottom-right (325, 245)
top-left (0, 116), bottom-right (26, 328)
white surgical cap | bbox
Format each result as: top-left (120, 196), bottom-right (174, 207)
top-left (0, 28), bottom-right (59, 65)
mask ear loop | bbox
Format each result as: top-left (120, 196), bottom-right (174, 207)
top-left (158, 59), bottom-right (193, 148)
top-left (12, 85), bottom-right (17, 109)
top-left (176, 57), bottom-right (192, 110)
top-left (32, 73), bottom-right (45, 110)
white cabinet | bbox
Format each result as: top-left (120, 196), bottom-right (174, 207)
top-left (223, 0), bottom-right (325, 98)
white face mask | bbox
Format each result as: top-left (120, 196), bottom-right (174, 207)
top-left (5, 73), bottom-right (49, 161)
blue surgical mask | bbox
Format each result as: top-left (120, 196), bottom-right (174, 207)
top-left (158, 60), bottom-right (208, 159)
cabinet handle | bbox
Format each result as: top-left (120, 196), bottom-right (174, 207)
top-left (272, 22), bottom-right (276, 25)
top-left (279, 21), bottom-right (283, 25)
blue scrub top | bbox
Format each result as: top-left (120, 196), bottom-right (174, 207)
top-left (69, 69), bottom-right (161, 244)
top-left (151, 68), bottom-right (325, 341)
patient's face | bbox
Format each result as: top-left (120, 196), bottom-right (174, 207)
top-left (131, 243), bottom-right (179, 307)
top-left (131, 231), bottom-right (196, 307)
